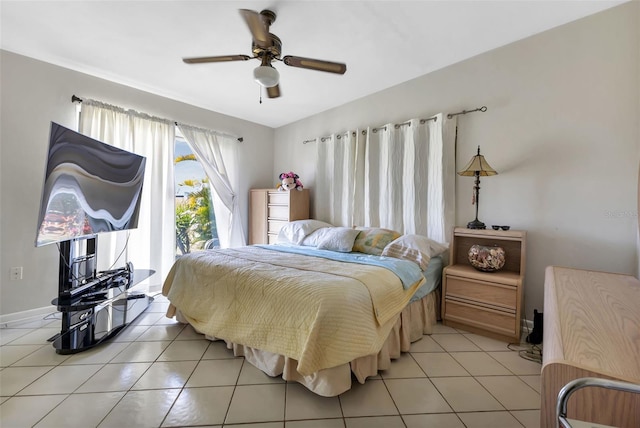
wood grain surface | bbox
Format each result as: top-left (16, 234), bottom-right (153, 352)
top-left (541, 266), bottom-right (640, 428)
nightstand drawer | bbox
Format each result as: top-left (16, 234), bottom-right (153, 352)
top-left (445, 299), bottom-right (516, 336)
top-left (268, 233), bottom-right (278, 244)
top-left (446, 276), bottom-right (516, 311)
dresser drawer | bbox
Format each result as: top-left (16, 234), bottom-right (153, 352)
top-left (446, 276), bottom-right (516, 311)
top-left (268, 192), bottom-right (289, 205)
top-left (268, 205), bottom-right (290, 220)
top-left (445, 299), bottom-right (516, 336)
top-left (268, 220), bottom-right (288, 234)
top-left (268, 233), bottom-right (279, 244)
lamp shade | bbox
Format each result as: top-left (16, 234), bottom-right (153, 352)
top-left (458, 146), bottom-right (498, 176)
top-left (253, 65), bottom-right (279, 88)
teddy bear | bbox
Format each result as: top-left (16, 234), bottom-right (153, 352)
top-left (277, 171), bottom-right (303, 191)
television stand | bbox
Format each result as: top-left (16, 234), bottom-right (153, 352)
top-left (51, 268), bottom-right (155, 354)
top-left (50, 237), bottom-right (157, 353)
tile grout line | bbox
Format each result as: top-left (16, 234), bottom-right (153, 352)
top-left (406, 350), bottom-right (467, 425)
top-left (379, 375), bottom-right (410, 428)
top-left (156, 321), bottom-right (192, 428)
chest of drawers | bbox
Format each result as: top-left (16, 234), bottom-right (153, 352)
top-left (249, 188), bottom-right (309, 244)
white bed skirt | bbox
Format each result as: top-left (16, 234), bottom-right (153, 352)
top-left (173, 290), bottom-right (440, 397)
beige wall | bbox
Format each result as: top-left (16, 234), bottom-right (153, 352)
top-left (0, 51), bottom-right (275, 317)
top-left (273, 3), bottom-right (640, 319)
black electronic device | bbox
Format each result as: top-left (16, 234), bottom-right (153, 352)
top-left (526, 309), bottom-right (543, 345)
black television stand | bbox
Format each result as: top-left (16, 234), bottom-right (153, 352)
top-left (50, 237), bottom-right (155, 354)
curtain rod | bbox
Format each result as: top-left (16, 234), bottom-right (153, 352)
top-left (71, 95), bottom-right (244, 142)
top-left (302, 106), bottom-right (487, 144)
top-left (302, 115), bottom-right (439, 144)
top-left (447, 105), bottom-right (487, 119)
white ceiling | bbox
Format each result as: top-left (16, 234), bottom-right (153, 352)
top-left (1, 1), bottom-right (626, 128)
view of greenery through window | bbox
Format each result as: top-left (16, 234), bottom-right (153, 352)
top-left (174, 137), bottom-right (219, 257)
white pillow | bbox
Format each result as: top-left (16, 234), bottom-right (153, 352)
top-left (381, 234), bottom-right (449, 270)
top-left (277, 220), bottom-right (333, 245)
top-left (316, 227), bottom-right (361, 252)
top-left (301, 227), bottom-right (333, 247)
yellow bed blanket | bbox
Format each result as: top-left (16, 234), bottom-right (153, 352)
top-left (162, 246), bottom-right (424, 375)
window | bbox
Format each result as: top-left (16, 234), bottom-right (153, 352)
top-left (174, 136), bottom-right (219, 256)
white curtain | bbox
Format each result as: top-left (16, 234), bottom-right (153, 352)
top-left (316, 132), bottom-right (360, 227)
top-left (177, 124), bottom-right (246, 248)
top-left (315, 113), bottom-right (456, 244)
top-left (79, 100), bottom-right (176, 282)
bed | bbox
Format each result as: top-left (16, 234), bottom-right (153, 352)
top-left (162, 221), bottom-right (448, 396)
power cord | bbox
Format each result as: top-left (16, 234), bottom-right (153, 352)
top-left (148, 291), bottom-right (163, 299)
top-left (508, 320), bottom-right (542, 364)
top-left (105, 231), bottom-right (131, 271)
top-left (508, 342), bottom-right (542, 363)
top-left (43, 312), bottom-right (62, 321)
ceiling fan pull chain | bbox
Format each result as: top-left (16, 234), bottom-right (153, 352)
top-left (259, 86), bottom-right (262, 104)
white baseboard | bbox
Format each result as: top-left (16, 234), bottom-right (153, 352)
top-left (0, 306), bottom-right (58, 328)
top-left (521, 318), bottom-right (533, 333)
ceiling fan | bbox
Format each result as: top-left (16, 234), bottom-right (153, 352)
top-left (182, 9), bottom-right (347, 99)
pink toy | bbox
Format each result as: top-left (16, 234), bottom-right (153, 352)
top-left (278, 171), bottom-right (303, 191)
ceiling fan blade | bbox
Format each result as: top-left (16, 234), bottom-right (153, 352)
top-left (183, 55), bottom-right (251, 64)
top-left (282, 55), bottom-right (347, 74)
top-left (267, 84), bottom-right (281, 98)
top-left (239, 9), bottom-right (270, 48)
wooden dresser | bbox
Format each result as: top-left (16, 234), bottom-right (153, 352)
top-left (441, 227), bottom-right (526, 343)
top-left (249, 188), bottom-right (309, 245)
top-left (541, 266), bottom-right (640, 428)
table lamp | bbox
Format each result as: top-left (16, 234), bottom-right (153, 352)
top-left (458, 146), bottom-right (498, 229)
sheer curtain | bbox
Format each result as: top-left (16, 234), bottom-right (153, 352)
top-left (316, 132), bottom-right (361, 227)
top-left (177, 124), bottom-right (246, 248)
top-left (79, 100), bottom-right (176, 281)
top-left (315, 114), bottom-right (457, 244)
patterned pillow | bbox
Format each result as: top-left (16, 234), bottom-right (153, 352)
top-left (381, 234), bottom-right (448, 270)
top-left (352, 227), bottom-right (402, 256)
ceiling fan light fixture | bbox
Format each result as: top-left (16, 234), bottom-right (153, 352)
top-left (253, 65), bottom-right (279, 88)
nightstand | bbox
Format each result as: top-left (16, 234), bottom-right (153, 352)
top-left (441, 227), bottom-right (526, 343)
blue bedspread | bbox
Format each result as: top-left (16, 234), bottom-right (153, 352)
top-left (412, 255), bottom-right (442, 302)
top-left (256, 244), bottom-right (436, 293)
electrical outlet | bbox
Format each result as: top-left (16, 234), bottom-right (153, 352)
top-left (10, 267), bottom-right (23, 280)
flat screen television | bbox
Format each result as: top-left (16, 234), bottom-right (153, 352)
top-left (35, 122), bottom-right (146, 247)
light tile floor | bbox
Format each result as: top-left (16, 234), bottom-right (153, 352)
top-left (0, 294), bottom-right (543, 427)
